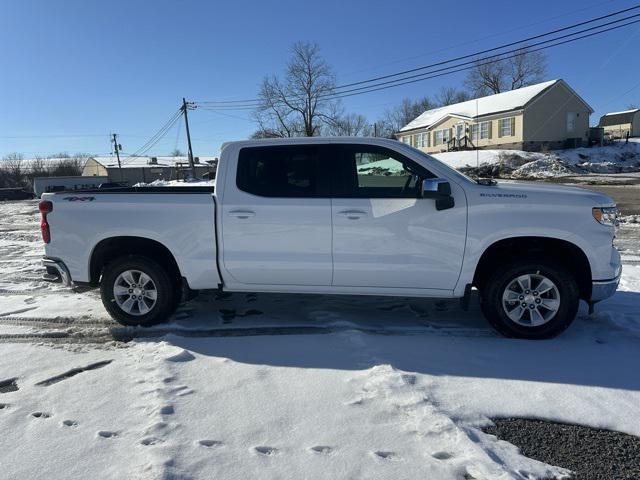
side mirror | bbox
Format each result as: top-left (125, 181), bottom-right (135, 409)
top-left (421, 178), bottom-right (455, 211)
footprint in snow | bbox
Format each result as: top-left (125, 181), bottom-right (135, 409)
top-left (31, 411), bottom-right (51, 419)
top-left (159, 405), bottom-right (174, 415)
top-left (0, 403), bottom-right (9, 410)
top-left (432, 451), bottom-right (454, 460)
top-left (97, 430), bottom-right (118, 438)
top-left (199, 439), bottom-right (223, 448)
top-left (309, 445), bottom-right (333, 454)
top-left (373, 451), bottom-right (400, 461)
top-left (254, 446), bottom-right (278, 456)
top-left (140, 436), bottom-right (163, 446)
top-left (169, 385), bottom-right (194, 396)
top-left (62, 419), bottom-right (78, 427)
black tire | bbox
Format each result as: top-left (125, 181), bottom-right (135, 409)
top-left (479, 259), bottom-right (580, 339)
top-left (100, 255), bottom-right (178, 327)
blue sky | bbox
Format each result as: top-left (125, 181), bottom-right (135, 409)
top-left (1, 0), bottom-right (640, 158)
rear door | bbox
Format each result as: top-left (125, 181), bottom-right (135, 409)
top-left (221, 144), bottom-right (333, 286)
top-left (330, 144), bottom-right (466, 291)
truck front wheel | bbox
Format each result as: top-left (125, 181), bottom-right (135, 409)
top-left (100, 255), bottom-right (176, 327)
top-left (479, 260), bottom-right (580, 339)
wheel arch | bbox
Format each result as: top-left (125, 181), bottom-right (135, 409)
top-left (472, 236), bottom-right (592, 300)
top-left (89, 236), bottom-right (182, 286)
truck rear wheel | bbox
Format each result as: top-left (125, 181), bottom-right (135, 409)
top-left (479, 259), bottom-right (579, 339)
top-left (100, 255), bottom-right (177, 327)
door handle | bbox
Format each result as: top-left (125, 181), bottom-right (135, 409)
top-left (337, 210), bottom-right (367, 220)
top-left (228, 210), bottom-right (256, 219)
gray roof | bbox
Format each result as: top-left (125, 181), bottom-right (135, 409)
top-left (598, 109), bottom-right (640, 127)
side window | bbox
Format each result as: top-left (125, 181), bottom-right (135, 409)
top-left (338, 145), bottom-right (434, 198)
top-left (237, 146), bottom-right (328, 197)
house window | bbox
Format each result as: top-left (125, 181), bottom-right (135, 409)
top-left (480, 121), bottom-right (490, 139)
top-left (471, 122), bottom-right (491, 142)
top-left (498, 117), bottom-right (515, 137)
top-left (401, 136), bottom-right (410, 144)
top-left (471, 124), bottom-right (479, 142)
top-left (566, 112), bottom-right (576, 132)
top-left (434, 128), bottom-right (451, 146)
top-left (413, 132), bottom-right (428, 148)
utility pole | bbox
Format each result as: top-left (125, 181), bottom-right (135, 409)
top-left (181, 98), bottom-right (197, 179)
top-left (373, 122), bottom-right (378, 137)
top-left (112, 133), bottom-right (123, 181)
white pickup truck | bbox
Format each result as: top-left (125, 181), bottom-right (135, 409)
top-left (40, 138), bottom-right (621, 339)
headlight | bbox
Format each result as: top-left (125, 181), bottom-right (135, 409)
top-left (592, 206), bottom-right (619, 227)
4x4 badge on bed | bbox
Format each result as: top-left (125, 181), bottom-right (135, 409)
top-left (62, 196), bottom-right (95, 202)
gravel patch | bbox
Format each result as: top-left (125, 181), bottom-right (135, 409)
top-left (483, 418), bottom-right (640, 480)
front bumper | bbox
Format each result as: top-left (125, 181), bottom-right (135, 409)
top-left (591, 275), bottom-right (621, 302)
top-left (590, 247), bottom-right (622, 302)
top-left (42, 257), bottom-right (72, 287)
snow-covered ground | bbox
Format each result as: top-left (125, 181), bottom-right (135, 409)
top-left (433, 138), bottom-right (640, 179)
top-left (1, 200), bottom-right (639, 479)
top-left (133, 179), bottom-right (216, 187)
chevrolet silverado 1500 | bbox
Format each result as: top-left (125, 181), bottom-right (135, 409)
top-left (40, 138), bottom-right (621, 339)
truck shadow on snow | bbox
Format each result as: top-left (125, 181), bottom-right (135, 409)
top-left (132, 290), bottom-right (640, 391)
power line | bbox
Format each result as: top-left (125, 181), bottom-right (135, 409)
top-left (119, 108), bottom-right (182, 164)
top-left (334, 4), bottom-right (640, 90)
top-left (198, 14), bottom-right (640, 108)
top-left (194, 4), bottom-right (640, 108)
top-left (319, 16), bottom-right (640, 100)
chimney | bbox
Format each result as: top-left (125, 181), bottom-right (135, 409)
top-left (194, 157), bottom-right (200, 164)
top-left (148, 157), bottom-right (158, 165)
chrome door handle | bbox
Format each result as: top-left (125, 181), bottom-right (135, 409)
top-left (228, 210), bottom-right (256, 219)
top-left (337, 210), bottom-right (367, 220)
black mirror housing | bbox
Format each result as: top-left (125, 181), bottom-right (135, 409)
top-left (421, 178), bottom-right (455, 210)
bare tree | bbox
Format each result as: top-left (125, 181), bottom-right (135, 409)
top-left (50, 158), bottom-right (83, 177)
top-left (436, 86), bottom-right (471, 106)
top-left (628, 103), bottom-right (639, 110)
top-left (376, 96), bottom-right (438, 138)
top-left (26, 156), bottom-right (48, 180)
top-left (1, 153), bottom-right (26, 188)
top-left (325, 113), bottom-right (371, 137)
top-left (465, 49), bottom-right (546, 97)
top-left (170, 149), bottom-right (185, 157)
top-left (253, 42), bottom-right (339, 137)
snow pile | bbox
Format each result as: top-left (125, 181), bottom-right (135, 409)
top-left (620, 215), bottom-right (640, 224)
top-left (133, 179), bottom-right (215, 187)
top-left (510, 157), bottom-right (575, 178)
top-left (434, 139), bottom-right (640, 179)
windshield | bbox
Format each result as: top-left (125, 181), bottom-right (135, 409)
top-left (404, 145), bottom-right (477, 184)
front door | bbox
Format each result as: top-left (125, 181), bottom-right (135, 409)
top-left (331, 144), bottom-right (467, 291)
top-left (456, 123), bottom-right (465, 140)
top-left (221, 144), bottom-right (333, 286)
